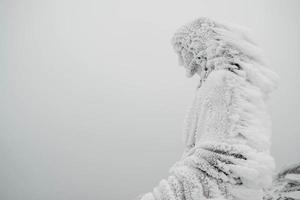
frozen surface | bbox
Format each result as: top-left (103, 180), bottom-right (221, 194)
top-left (138, 18), bottom-right (284, 200)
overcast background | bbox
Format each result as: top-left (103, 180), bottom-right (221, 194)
top-left (1, 0), bottom-right (300, 199)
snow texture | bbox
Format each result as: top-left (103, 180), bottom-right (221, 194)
top-left (136, 18), bottom-right (297, 200)
top-left (264, 163), bottom-right (300, 200)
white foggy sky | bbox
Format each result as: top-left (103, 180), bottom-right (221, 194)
top-left (0, 0), bottom-right (300, 199)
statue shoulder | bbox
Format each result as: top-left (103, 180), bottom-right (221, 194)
top-left (195, 70), bottom-right (240, 100)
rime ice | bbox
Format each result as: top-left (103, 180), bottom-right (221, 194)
top-left (136, 18), bottom-right (295, 200)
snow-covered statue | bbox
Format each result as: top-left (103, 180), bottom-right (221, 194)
top-left (136, 18), bottom-right (299, 200)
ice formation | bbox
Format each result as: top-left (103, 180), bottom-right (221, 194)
top-left (136, 18), bottom-right (298, 200)
top-left (264, 163), bottom-right (300, 200)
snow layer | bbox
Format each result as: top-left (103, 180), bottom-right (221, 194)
top-left (137, 17), bottom-right (279, 200)
top-left (264, 163), bottom-right (300, 200)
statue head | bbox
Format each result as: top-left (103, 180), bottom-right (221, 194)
top-left (171, 17), bottom-right (216, 79)
top-left (171, 17), bottom-right (279, 95)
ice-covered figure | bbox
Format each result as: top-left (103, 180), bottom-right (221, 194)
top-left (136, 18), bottom-right (298, 200)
